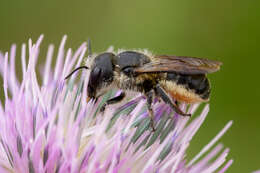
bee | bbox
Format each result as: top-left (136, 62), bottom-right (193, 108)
top-left (65, 50), bottom-right (222, 131)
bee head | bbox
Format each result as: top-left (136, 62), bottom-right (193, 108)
top-left (87, 52), bottom-right (116, 100)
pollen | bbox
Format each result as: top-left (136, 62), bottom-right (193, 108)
top-left (160, 81), bottom-right (206, 103)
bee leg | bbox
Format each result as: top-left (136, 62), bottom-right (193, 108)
top-left (145, 90), bottom-right (156, 132)
top-left (100, 92), bottom-right (126, 112)
top-left (155, 84), bottom-right (191, 117)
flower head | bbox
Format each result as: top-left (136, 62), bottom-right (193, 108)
top-left (0, 35), bottom-right (233, 173)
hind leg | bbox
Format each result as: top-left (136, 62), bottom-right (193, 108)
top-left (155, 84), bottom-right (191, 116)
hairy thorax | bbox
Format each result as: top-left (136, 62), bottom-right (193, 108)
top-left (113, 71), bottom-right (162, 93)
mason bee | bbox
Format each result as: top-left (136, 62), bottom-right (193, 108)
top-left (65, 50), bottom-right (222, 131)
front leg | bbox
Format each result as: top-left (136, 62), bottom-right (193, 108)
top-left (155, 84), bottom-right (191, 116)
top-left (100, 92), bottom-right (126, 112)
top-left (145, 90), bottom-right (156, 132)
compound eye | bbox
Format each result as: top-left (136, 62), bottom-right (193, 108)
top-left (88, 67), bottom-right (102, 98)
top-left (89, 67), bottom-right (101, 87)
top-left (92, 67), bottom-right (101, 78)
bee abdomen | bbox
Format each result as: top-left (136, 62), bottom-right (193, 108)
top-left (166, 72), bottom-right (210, 102)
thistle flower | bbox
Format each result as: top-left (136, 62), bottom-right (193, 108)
top-left (0, 35), bottom-right (234, 173)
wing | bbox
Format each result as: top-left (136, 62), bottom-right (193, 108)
top-left (134, 55), bottom-right (222, 75)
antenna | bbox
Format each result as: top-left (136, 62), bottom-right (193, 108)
top-left (65, 39), bottom-right (92, 80)
top-left (64, 66), bottom-right (89, 80)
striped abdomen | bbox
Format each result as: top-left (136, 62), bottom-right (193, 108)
top-left (160, 72), bottom-right (210, 103)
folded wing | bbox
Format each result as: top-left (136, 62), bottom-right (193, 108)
top-left (134, 55), bottom-right (222, 75)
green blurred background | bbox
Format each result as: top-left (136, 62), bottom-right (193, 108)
top-left (0, 0), bottom-right (259, 172)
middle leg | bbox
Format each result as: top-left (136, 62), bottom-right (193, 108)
top-left (145, 90), bottom-right (156, 131)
